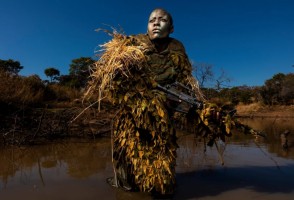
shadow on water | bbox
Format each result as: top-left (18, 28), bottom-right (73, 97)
top-left (174, 164), bottom-right (294, 200)
top-left (0, 118), bottom-right (294, 200)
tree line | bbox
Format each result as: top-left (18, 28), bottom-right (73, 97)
top-left (0, 58), bottom-right (293, 109)
top-left (192, 62), bottom-right (294, 106)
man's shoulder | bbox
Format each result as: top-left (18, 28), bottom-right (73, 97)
top-left (130, 34), bottom-right (150, 44)
top-left (128, 34), bottom-right (186, 54)
top-left (168, 37), bottom-right (186, 53)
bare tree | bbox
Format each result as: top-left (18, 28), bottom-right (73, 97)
top-left (192, 62), bottom-right (214, 88)
top-left (215, 68), bottom-right (231, 91)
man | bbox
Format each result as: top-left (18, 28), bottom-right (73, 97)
top-left (88, 7), bottom-right (248, 197)
top-left (105, 8), bottom-right (198, 195)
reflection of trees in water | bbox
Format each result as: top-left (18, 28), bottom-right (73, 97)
top-left (0, 147), bottom-right (35, 187)
top-left (62, 140), bottom-right (111, 178)
top-left (236, 118), bottom-right (294, 159)
top-left (0, 139), bottom-right (112, 186)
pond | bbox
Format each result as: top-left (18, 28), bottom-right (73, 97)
top-left (1, 118), bottom-right (294, 200)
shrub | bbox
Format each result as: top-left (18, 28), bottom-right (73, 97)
top-left (45, 84), bottom-right (81, 102)
top-left (0, 70), bottom-right (45, 106)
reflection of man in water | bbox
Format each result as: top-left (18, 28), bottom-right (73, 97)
top-left (107, 8), bottom-right (196, 195)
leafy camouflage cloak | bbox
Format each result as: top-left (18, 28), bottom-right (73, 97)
top-left (98, 33), bottom-right (199, 194)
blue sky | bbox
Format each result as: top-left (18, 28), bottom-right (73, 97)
top-left (1, 0), bottom-right (293, 87)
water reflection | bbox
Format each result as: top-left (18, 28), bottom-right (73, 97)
top-left (238, 118), bottom-right (294, 159)
top-left (0, 118), bottom-right (294, 200)
top-left (0, 138), bottom-right (112, 187)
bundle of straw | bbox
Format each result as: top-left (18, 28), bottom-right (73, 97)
top-left (84, 32), bottom-right (147, 109)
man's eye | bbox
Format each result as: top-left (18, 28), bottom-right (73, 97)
top-left (149, 19), bottom-right (155, 23)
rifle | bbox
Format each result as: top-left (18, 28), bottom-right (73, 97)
top-left (156, 82), bottom-right (203, 113)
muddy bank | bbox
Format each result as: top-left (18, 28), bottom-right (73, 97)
top-left (1, 102), bottom-right (293, 145)
top-left (0, 103), bottom-right (115, 146)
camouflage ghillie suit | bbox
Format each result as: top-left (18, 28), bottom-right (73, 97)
top-left (110, 34), bottom-right (193, 194)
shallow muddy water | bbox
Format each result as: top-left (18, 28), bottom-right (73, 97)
top-left (1, 118), bottom-right (294, 200)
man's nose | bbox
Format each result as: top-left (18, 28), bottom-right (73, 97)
top-left (153, 19), bottom-right (160, 26)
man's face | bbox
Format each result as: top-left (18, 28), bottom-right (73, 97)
top-left (147, 10), bottom-right (173, 40)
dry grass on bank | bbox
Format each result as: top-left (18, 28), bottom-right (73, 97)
top-left (0, 70), bottom-right (83, 110)
top-left (236, 102), bottom-right (294, 118)
top-left (0, 72), bottom-right (45, 106)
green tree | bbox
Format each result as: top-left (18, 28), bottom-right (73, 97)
top-left (0, 59), bottom-right (23, 75)
top-left (58, 74), bottom-right (78, 88)
top-left (235, 86), bottom-right (255, 104)
top-left (69, 57), bottom-right (95, 88)
top-left (201, 87), bottom-right (218, 100)
top-left (260, 73), bottom-right (286, 105)
top-left (280, 73), bottom-right (294, 104)
top-left (44, 67), bottom-right (60, 82)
